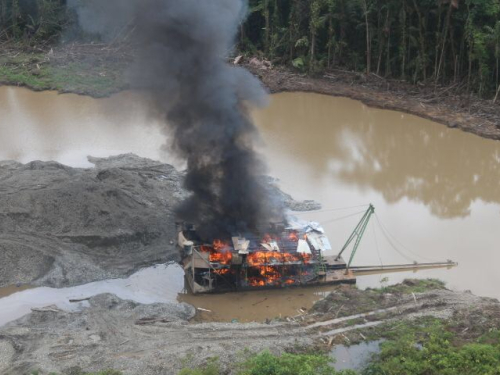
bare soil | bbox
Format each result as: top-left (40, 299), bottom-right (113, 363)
top-left (2, 45), bottom-right (500, 374)
top-left (0, 154), bottom-right (319, 289)
top-left (1, 282), bottom-right (498, 374)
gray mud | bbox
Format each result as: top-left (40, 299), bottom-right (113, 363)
top-left (0, 293), bottom-right (312, 375)
top-left (0, 285), bottom-right (497, 374)
top-left (0, 154), bottom-right (320, 288)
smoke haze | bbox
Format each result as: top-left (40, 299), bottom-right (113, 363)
top-left (70, 0), bottom-right (284, 239)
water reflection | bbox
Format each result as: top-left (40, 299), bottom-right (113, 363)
top-left (253, 93), bottom-right (500, 219)
top-left (0, 86), bottom-right (167, 167)
top-left (0, 264), bottom-right (184, 327)
top-left (1, 87), bottom-right (498, 298)
top-left (331, 340), bottom-right (385, 371)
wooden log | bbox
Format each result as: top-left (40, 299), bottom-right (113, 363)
top-left (69, 297), bottom-right (91, 303)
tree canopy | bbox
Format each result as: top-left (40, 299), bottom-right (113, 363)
top-left (1, 0), bottom-right (500, 97)
top-left (242, 0), bottom-right (500, 97)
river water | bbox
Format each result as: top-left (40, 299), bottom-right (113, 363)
top-left (0, 86), bottom-right (499, 323)
top-left (0, 264), bottom-right (184, 327)
top-left (253, 93), bottom-right (500, 297)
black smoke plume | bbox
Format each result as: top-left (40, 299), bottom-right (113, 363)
top-left (70, 0), bottom-right (284, 239)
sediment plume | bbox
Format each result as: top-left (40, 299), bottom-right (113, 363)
top-left (70, 0), bottom-right (284, 239)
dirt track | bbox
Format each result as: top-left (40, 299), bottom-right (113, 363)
top-left (0, 293), bottom-right (314, 374)
top-left (0, 284), bottom-right (497, 374)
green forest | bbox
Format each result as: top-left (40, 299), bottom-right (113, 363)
top-left (0, 0), bottom-right (68, 42)
top-left (2, 0), bottom-right (500, 97)
top-left (242, 0), bottom-right (500, 97)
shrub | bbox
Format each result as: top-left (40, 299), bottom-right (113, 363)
top-left (179, 351), bottom-right (355, 375)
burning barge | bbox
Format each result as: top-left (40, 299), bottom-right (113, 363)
top-left (178, 205), bottom-right (358, 294)
top-left (178, 222), bottom-right (355, 294)
top-left (177, 205), bottom-right (457, 294)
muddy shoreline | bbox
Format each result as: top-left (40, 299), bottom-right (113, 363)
top-left (245, 63), bottom-right (500, 142)
top-left (1, 280), bottom-right (499, 374)
top-left (0, 154), bottom-right (319, 289)
top-left (2, 46), bottom-right (500, 374)
top-left (1, 44), bottom-right (499, 141)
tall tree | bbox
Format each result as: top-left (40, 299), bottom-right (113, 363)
top-left (359, 0), bottom-right (372, 73)
top-left (436, 0), bottom-right (459, 82)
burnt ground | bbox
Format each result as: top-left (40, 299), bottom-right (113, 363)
top-left (0, 154), bottom-right (318, 289)
top-left (1, 281), bottom-right (499, 374)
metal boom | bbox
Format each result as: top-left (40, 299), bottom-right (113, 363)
top-left (335, 204), bottom-right (375, 269)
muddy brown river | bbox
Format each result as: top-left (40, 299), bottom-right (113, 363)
top-left (1, 86), bottom-right (499, 322)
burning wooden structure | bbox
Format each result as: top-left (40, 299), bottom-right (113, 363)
top-left (177, 204), bottom-right (457, 294)
top-left (177, 221), bottom-right (356, 294)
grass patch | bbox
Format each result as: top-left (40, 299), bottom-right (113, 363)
top-left (363, 319), bottom-right (500, 375)
top-left (0, 49), bottom-right (128, 97)
top-left (179, 351), bottom-right (356, 375)
top-left (379, 279), bottom-right (447, 294)
top-left (313, 279), bottom-right (446, 318)
top-left (0, 52), bottom-right (53, 90)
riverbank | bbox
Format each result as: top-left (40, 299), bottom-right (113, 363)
top-left (245, 61), bottom-right (500, 142)
top-left (1, 279), bottom-right (499, 374)
top-left (2, 43), bottom-right (499, 375)
top-left (1, 43), bottom-right (499, 140)
top-left (0, 43), bottom-right (131, 97)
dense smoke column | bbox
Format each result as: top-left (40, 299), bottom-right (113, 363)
top-left (72, 0), bottom-right (284, 239)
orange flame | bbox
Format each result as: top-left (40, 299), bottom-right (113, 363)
top-left (282, 252), bottom-right (300, 263)
top-left (201, 240), bottom-right (233, 265)
top-left (209, 251), bottom-right (232, 265)
top-left (214, 269), bottom-right (230, 276)
top-left (248, 266), bottom-right (281, 286)
top-left (248, 251), bottom-right (300, 266)
top-left (247, 266), bottom-right (300, 287)
top-left (213, 239), bottom-right (229, 251)
top-left (288, 231), bottom-right (299, 242)
top-left (301, 254), bottom-right (311, 264)
top-left (198, 234), bottom-right (315, 287)
top-left (248, 278), bottom-right (266, 287)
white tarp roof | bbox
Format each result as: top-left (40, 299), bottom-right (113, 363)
top-left (286, 218), bottom-right (326, 234)
top-left (261, 240), bottom-right (280, 252)
top-left (306, 232), bottom-right (332, 252)
top-left (232, 237), bottom-right (250, 254)
top-left (297, 239), bottom-right (312, 254)
top-left (287, 217), bottom-right (331, 252)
